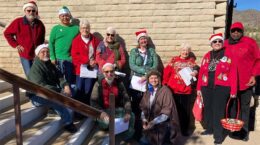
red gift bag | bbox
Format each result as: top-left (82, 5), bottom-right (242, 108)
top-left (192, 95), bottom-right (204, 121)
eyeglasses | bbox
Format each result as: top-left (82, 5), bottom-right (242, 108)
top-left (26, 9), bottom-right (36, 13)
top-left (106, 33), bottom-right (115, 37)
top-left (231, 28), bottom-right (243, 33)
top-left (212, 40), bottom-right (223, 44)
top-left (104, 70), bottom-right (114, 74)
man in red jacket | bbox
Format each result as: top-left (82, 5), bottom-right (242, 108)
top-left (4, 1), bottom-right (45, 77)
top-left (224, 22), bottom-right (260, 141)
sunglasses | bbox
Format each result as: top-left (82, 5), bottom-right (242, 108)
top-left (231, 28), bottom-right (243, 33)
top-left (26, 9), bottom-right (36, 13)
top-left (104, 70), bottom-right (114, 73)
top-left (212, 40), bottom-right (223, 44)
top-left (106, 33), bottom-right (115, 37)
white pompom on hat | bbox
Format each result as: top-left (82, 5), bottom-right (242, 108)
top-left (135, 29), bottom-right (148, 41)
top-left (35, 44), bottom-right (49, 55)
top-left (209, 33), bottom-right (224, 43)
top-left (58, 6), bottom-right (71, 15)
top-left (23, 1), bottom-right (38, 12)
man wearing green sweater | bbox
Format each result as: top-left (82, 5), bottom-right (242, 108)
top-left (49, 6), bottom-right (79, 85)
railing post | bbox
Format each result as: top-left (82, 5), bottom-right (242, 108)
top-left (13, 84), bottom-right (23, 145)
top-left (109, 93), bottom-right (115, 145)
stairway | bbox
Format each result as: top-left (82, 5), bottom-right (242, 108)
top-left (0, 80), bottom-right (95, 145)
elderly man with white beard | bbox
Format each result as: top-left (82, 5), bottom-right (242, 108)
top-left (28, 44), bottom-right (77, 133)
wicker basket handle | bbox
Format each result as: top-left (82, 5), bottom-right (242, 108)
top-left (225, 97), bottom-right (240, 119)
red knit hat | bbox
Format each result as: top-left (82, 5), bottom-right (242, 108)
top-left (230, 22), bottom-right (244, 30)
top-left (135, 29), bottom-right (148, 41)
top-left (209, 33), bottom-right (223, 43)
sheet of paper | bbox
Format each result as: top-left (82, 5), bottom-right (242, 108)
top-left (130, 75), bottom-right (146, 92)
top-left (79, 64), bottom-right (98, 78)
top-left (115, 118), bottom-right (129, 135)
top-left (178, 67), bottom-right (196, 86)
top-left (115, 71), bottom-right (126, 77)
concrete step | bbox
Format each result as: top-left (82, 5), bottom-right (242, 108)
top-left (47, 118), bottom-right (95, 145)
top-left (0, 80), bottom-right (12, 93)
top-left (0, 89), bottom-right (28, 112)
top-left (0, 105), bottom-right (47, 142)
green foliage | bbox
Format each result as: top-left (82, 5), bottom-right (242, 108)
top-left (244, 26), bottom-right (260, 46)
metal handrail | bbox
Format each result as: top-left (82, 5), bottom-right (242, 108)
top-left (0, 68), bottom-right (102, 145)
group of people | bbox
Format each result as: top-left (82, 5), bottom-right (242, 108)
top-left (3, 1), bottom-right (260, 145)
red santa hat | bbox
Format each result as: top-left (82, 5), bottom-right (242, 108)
top-left (23, 1), bottom-right (38, 12)
top-left (230, 22), bottom-right (244, 30)
top-left (135, 29), bottom-right (148, 41)
top-left (209, 33), bottom-right (223, 43)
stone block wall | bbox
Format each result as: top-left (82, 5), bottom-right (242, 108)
top-left (0, 0), bottom-right (227, 77)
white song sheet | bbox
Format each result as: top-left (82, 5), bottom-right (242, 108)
top-left (115, 118), bottom-right (129, 135)
top-left (130, 75), bottom-right (146, 92)
top-left (178, 67), bottom-right (197, 86)
top-left (79, 64), bottom-right (98, 78)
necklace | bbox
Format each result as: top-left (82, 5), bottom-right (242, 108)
top-left (208, 50), bottom-right (221, 71)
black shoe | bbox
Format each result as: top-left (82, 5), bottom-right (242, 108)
top-left (214, 140), bottom-right (222, 145)
top-left (201, 130), bottom-right (213, 135)
top-left (242, 134), bottom-right (249, 142)
top-left (64, 123), bottom-right (77, 133)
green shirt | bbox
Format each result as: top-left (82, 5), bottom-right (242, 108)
top-left (49, 24), bottom-right (79, 61)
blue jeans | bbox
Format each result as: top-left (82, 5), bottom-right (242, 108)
top-left (74, 76), bottom-right (96, 105)
top-left (29, 95), bottom-right (73, 125)
top-left (56, 60), bottom-right (75, 84)
top-left (20, 57), bottom-right (33, 78)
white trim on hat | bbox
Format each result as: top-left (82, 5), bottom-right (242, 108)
top-left (58, 8), bottom-right (71, 15)
top-left (137, 32), bottom-right (147, 41)
top-left (23, 3), bottom-right (37, 12)
top-left (102, 63), bottom-right (114, 71)
top-left (35, 44), bottom-right (49, 55)
top-left (210, 36), bottom-right (223, 43)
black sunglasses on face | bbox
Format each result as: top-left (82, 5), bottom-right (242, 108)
top-left (212, 40), bottom-right (223, 44)
top-left (104, 70), bottom-right (114, 73)
top-left (106, 33), bottom-right (115, 37)
top-left (26, 9), bottom-right (36, 13)
top-left (231, 28), bottom-right (243, 33)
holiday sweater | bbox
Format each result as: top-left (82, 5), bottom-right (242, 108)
top-left (49, 24), bottom-right (79, 61)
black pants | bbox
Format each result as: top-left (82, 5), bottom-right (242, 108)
top-left (230, 88), bottom-right (252, 134)
top-left (173, 93), bottom-right (191, 135)
top-left (201, 86), bottom-right (230, 143)
top-left (129, 88), bottom-right (144, 140)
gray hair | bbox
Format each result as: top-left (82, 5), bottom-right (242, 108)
top-left (180, 42), bottom-right (191, 52)
top-left (79, 19), bottom-right (90, 28)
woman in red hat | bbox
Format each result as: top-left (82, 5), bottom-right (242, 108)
top-left (129, 29), bottom-right (158, 140)
top-left (197, 33), bottom-right (237, 145)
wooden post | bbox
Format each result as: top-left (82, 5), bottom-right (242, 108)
top-left (109, 93), bottom-right (115, 145)
top-left (13, 84), bottom-right (23, 145)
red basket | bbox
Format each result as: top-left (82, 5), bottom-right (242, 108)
top-left (221, 98), bottom-right (244, 132)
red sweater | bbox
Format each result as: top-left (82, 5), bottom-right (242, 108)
top-left (4, 16), bottom-right (45, 60)
top-left (96, 41), bottom-right (126, 70)
top-left (71, 34), bottom-right (100, 75)
top-left (224, 36), bottom-right (260, 91)
top-left (163, 56), bottom-right (197, 94)
top-left (197, 48), bottom-right (237, 95)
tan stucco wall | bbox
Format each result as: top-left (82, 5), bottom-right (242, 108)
top-left (0, 0), bottom-right (227, 77)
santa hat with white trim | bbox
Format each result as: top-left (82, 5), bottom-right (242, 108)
top-left (209, 33), bottom-right (223, 43)
top-left (23, 1), bottom-right (38, 16)
top-left (135, 29), bottom-right (148, 41)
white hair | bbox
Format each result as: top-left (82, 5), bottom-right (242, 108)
top-left (80, 19), bottom-right (90, 28)
top-left (180, 43), bottom-right (191, 51)
top-left (102, 63), bottom-right (114, 71)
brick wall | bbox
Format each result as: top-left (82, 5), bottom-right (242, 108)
top-left (0, 0), bottom-right (227, 77)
